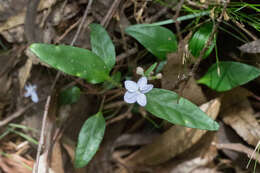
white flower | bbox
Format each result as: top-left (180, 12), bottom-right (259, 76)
top-left (136, 67), bottom-right (144, 75)
top-left (24, 84), bottom-right (39, 103)
top-left (156, 73), bottom-right (162, 79)
top-left (124, 77), bottom-right (153, 107)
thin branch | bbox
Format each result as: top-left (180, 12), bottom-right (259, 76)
top-left (70, 0), bottom-right (93, 46)
top-left (0, 103), bottom-right (35, 127)
top-left (101, 0), bottom-right (122, 28)
top-left (216, 143), bottom-right (260, 164)
top-left (33, 96), bottom-right (51, 173)
top-left (173, 0), bottom-right (185, 42)
top-left (232, 20), bottom-right (258, 41)
top-left (54, 20), bottom-right (81, 44)
top-left (116, 48), bottom-right (138, 62)
top-left (106, 105), bottom-right (133, 125)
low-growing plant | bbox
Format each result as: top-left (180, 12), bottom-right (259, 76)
top-left (29, 4), bottom-right (260, 168)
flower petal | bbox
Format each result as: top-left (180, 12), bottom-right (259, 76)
top-left (124, 80), bottom-right (138, 92)
top-left (137, 93), bottom-right (147, 107)
top-left (31, 92), bottom-right (39, 103)
top-left (137, 77), bottom-right (148, 90)
top-left (140, 84), bottom-right (153, 94)
top-left (124, 91), bottom-right (138, 103)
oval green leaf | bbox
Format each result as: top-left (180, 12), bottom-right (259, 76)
top-left (188, 22), bottom-right (216, 59)
top-left (125, 24), bottom-right (177, 60)
top-left (145, 88), bottom-right (219, 131)
top-left (30, 43), bottom-right (109, 84)
top-left (198, 61), bottom-right (260, 91)
top-left (75, 112), bottom-right (106, 168)
top-left (58, 86), bottom-right (81, 105)
top-left (89, 23), bottom-right (116, 70)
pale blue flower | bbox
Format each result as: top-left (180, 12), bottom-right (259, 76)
top-left (124, 77), bottom-right (153, 107)
top-left (24, 84), bottom-right (39, 103)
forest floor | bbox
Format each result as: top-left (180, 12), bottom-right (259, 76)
top-left (0, 0), bottom-right (260, 173)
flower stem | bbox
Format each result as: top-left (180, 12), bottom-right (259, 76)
top-left (106, 76), bottom-right (122, 88)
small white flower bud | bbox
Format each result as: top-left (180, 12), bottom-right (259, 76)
top-left (156, 73), bottom-right (162, 79)
top-left (136, 67), bottom-right (144, 75)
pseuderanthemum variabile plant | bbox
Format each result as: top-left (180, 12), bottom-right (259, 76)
top-left (124, 77), bottom-right (153, 107)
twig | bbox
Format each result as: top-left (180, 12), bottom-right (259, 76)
top-left (247, 141), bottom-right (260, 168)
top-left (145, 7), bottom-right (169, 23)
top-left (101, 0), bottom-right (122, 28)
top-left (216, 143), bottom-right (260, 164)
top-left (106, 105), bottom-right (133, 125)
top-left (232, 20), bottom-right (258, 41)
top-left (104, 101), bottom-right (126, 110)
top-left (116, 48), bottom-right (138, 62)
top-left (33, 96), bottom-right (51, 173)
top-left (70, 0), bottom-right (93, 46)
top-left (0, 103), bottom-right (35, 127)
top-left (54, 20), bottom-right (81, 44)
top-left (105, 90), bottom-right (124, 102)
top-left (173, 0), bottom-right (185, 42)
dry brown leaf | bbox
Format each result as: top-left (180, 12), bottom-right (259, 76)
top-left (0, 0), bottom-right (56, 32)
top-left (62, 137), bottom-right (87, 173)
top-left (220, 87), bottom-right (252, 113)
top-left (19, 46), bottom-right (52, 90)
top-left (222, 99), bottom-right (260, 146)
top-left (18, 58), bottom-right (32, 90)
top-left (0, 0), bottom-right (27, 21)
top-left (0, 49), bottom-right (16, 117)
top-left (179, 77), bottom-right (207, 105)
top-left (238, 40), bottom-right (260, 54)
top-left (36, 152), bottom-right (55, 173)
top-left (162, 34), bottom-right (206, 106)
top-left (0, 10), bottom-right (26, 32)
top-left (216, 122), bottom-right (248, 167)
top-left (216, 143), bottom-right (260, 164)
top-left (164, 134), bottom-right (218, 173)
top-left (121, 98), bottom-right (221, 169)
top-left (191, 168), bottom-right (220, 173)
top-left (1, 25), bottom-right (25, 42)
top-left (0, 154), bottom-right (33, 173)
top-left (50, 141), bottom-right (65, 173)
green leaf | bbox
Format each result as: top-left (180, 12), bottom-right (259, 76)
top-left (144, 62), bottom-right (158, 76)
top-left (125, 24), bottom-right (177, 60)
top-left (145, 88), bottom-right (219, 131)
top-left (30, 43), bottom-right (109, 84)
top-left (59, 86), bottom-right (81, 105)
top-left (198, 61), bottom-right (260, 91)
top-left (75, 112), bottom-right (106, 168)
top-left (89, 23), bottom-right (116, 70)
top-left (188, 22), bottom-right (216, 59)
